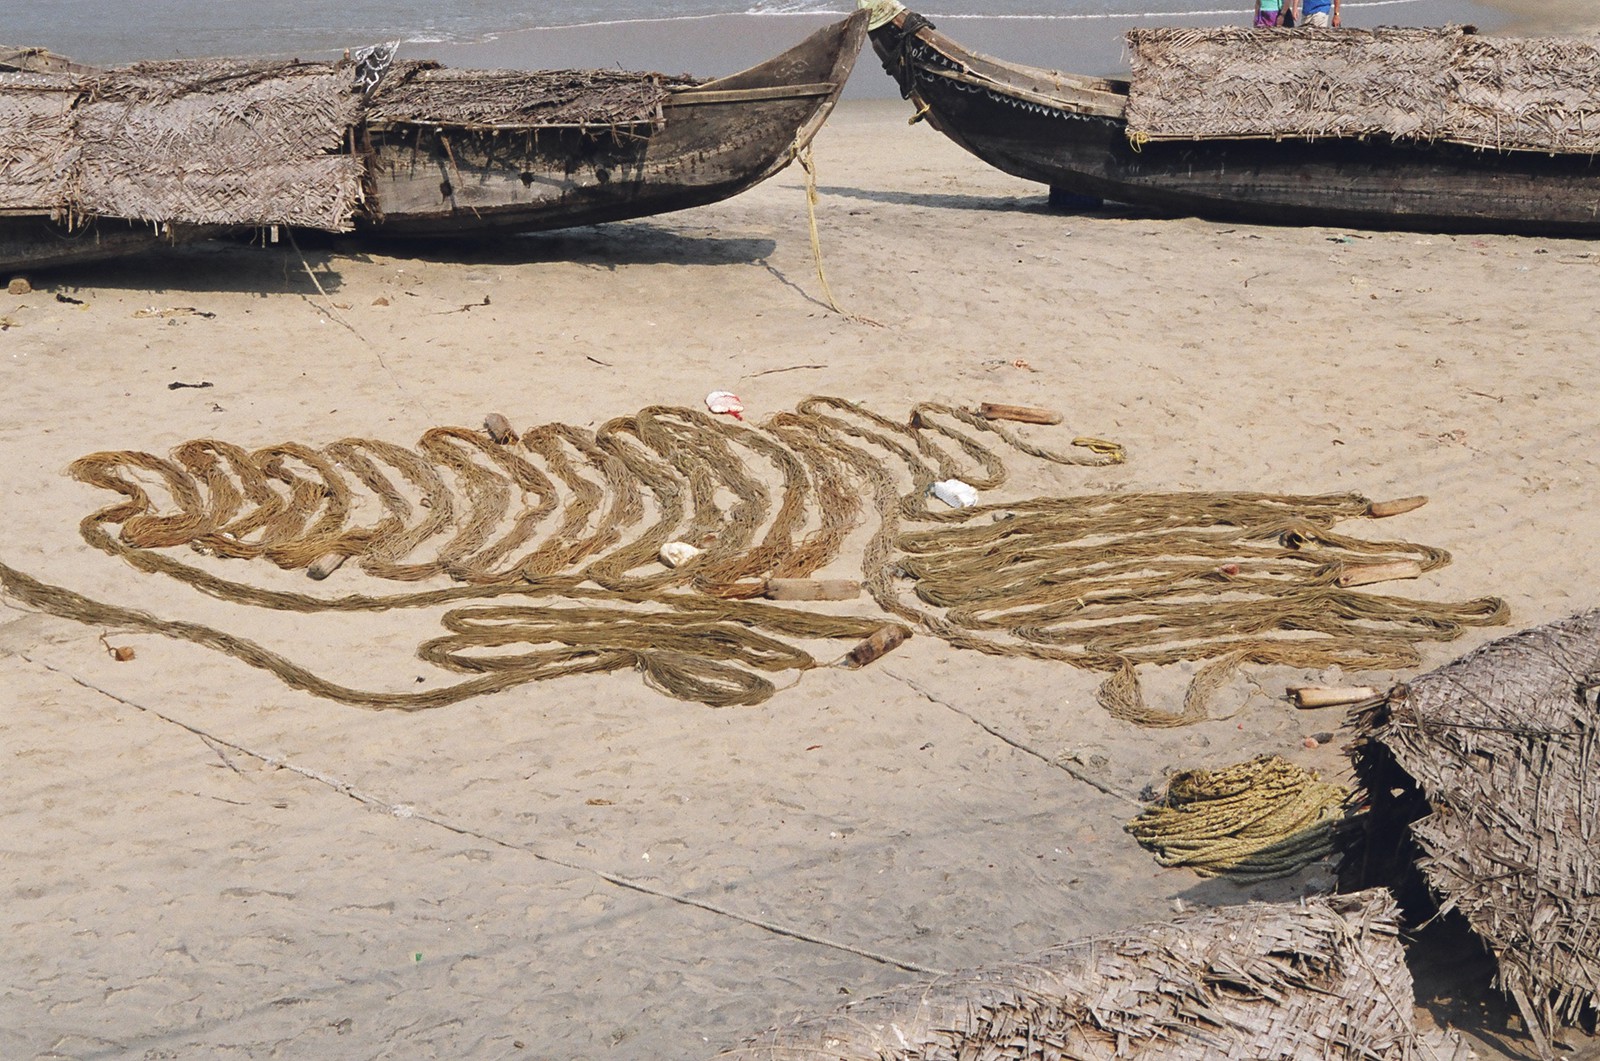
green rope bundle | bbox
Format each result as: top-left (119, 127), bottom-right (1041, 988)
top-left (1126, 755), bottom-right (1350, 881)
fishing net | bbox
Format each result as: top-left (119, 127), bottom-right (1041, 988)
top-left (0, 397), bottom-right (1506, 714)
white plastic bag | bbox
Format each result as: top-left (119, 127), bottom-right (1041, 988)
top-left (928, 479), bottom-right (978, 509)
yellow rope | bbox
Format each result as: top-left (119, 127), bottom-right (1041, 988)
top-left (797, 145), bottom-right (880, 327)
top-left (1125, 755), bottom-right (1350, 881)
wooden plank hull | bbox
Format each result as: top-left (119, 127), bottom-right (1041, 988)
top-left (0, 216), bottom-right (224, 273)
top-left (360, 13), bottom-right (868, 237)
top-left (869, 11), bottom-right (1600, 236)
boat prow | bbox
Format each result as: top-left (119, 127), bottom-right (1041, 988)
top-left (359, 12), bottom-right (870, 238)
top-left (0, 44), bottom-right (101, 75)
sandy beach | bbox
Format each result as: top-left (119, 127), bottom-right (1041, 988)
top-left (5, 17), bottom-right (1600, 1061)
top-left (1480, 0), bottom-right (1600, 32)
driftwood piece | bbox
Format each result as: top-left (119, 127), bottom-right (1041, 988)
top-left (763, 578), bottom-right (860, 601)
top-left (1337, 560), bottom-right (1424, 588)
top-left (714, 890), bottom-right (1428, 1060)
top-left (1368, 496), bottom-right (1429, 518)
top-left (979, 402), bottom-right (1062, 425)
top-left (1347, 609), bottom-right (1600, 1054)
top-left (1290, 684), bottom-right (1377, 709)
top-left (840, 625), bottom-right (909, 668)
top-left (306, 553), bottom-right (348, 580)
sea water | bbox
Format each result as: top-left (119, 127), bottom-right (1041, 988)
top-left (7, 0), bottom-right (1509, 66)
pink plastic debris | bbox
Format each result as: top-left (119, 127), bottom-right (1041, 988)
top-left (705, 391), bottom-right (744, 420)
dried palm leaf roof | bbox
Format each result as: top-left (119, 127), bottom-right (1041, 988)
top-left (1125, 26), bottom-right (1600, 155)
top-left (1348, 609), bottom-right (1600, 1057)
top-left (0, 72), bottom-right (79, 212)
top-left (366, 62), bottom-right (702, 128)
top-left (0, 51), bottom-right (704, 229)
top-left (75, 60), bottom-right (367, 230)
top-left (0, 58), bottom-right (364, 229)
top-left (714, 890), bottom-right (1435, 1060)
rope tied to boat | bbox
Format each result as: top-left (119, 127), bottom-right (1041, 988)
top-left (880, 10), bottom-right (937, 100)
top-left (1125, 755), bottom-right (1351, 881)
top-left (795, 144), bottom-right (880, 326)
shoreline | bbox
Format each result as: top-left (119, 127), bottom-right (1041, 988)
top-left (1475, 0), bottom-right (1600, 31)
top-left (12, 4), bottom-right (1584, 109)
top-left (422, 2), bottom-right (1522, 96)
top-left (11, 2), bottom-right (1542, 86)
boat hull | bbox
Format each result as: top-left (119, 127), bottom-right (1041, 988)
top-left (0, 216), bottom-right (224, 273)
top-left (361, 13), bottom-right (868, 237)
top-left (871, 17), bottom-right (1600, 236)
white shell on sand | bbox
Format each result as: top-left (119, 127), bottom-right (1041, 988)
top-left (658, 541), bottom-right (702, 568)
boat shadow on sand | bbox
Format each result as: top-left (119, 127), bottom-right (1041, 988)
top-left (816, 182), bottom-right (1160, 220)
top-left (39, 224), bottom-right (780, 294)
top-left (339, 224), bottom-right (779, 271)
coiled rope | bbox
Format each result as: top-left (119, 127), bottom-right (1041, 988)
top-left (1125, 755), bottom-right (1350, 881)
top-left (0, 396), bottom-right (1506, 714)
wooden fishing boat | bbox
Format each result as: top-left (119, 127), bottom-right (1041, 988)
top-left (360, 12), bottom-right (867, 236)
top-left (0, 13), bottom-right (866, 270)
top-left (0, 44), bottom-right (98, 75)
top-left (860, 1), bottom-right (1600, 235)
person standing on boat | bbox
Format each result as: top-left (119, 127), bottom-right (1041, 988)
top-left (1298, 0), bottom-right (1341, 27)
top-left (1253, 0), bottom-right (1288, 27)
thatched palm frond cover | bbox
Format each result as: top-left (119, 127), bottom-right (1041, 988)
top-left (715, 891), bottom-right (1425, 1060)
top-left (1349, 610), bottom-right (1600, 1049)
top-left (1125, 27), bottom-right (1600, 155)
top-left (77, 61), bottom-right (367, 230)
top-left (366, 63), bottom-right (702, 127)
top-left (0, 55), bottom-right (698, 228)
top-left (0, 59), bottom-right (365, 229)
top-left (0, 72), bottom-right (80, 212)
